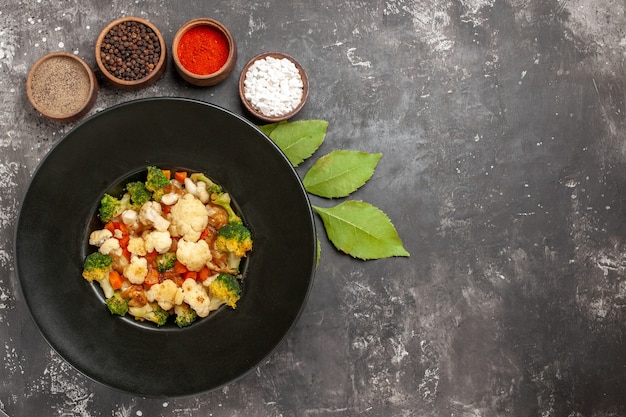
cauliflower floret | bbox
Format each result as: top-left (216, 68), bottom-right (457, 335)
top-left (99, 237), bottom-right (121, 255)
top-left (176, 239), bottom-right (212, 271)
top-left (89, 229), bottom-right (113, 247)
top-left (169, 193), bottom-right (209, 242)
top-left (98, 277), bottom-right (115, 299)
top-left (183, 177), bottom-right (196, 192)
top-left (127, 236), bottom-right (147, 256)
top-left (145, 279), bottom-right (184, 311)
top-left (143, 230), bottom-right (172, 254)
top-left (196, 181), bottom-right (210, 204)
top-left (121, 209), bottom-right (139, 228)
top-left (182, 278), bottom-right (212, 317)
top-left (139, 201), bottom-right (171, 232)
top-left (123, 255), bottom-right (148, 285)
top-left (161, 192), bottom-right (180, 206)
top-left (184, 177), bottom-right (210, 204)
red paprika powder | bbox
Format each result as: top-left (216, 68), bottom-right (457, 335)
top-left (177, 25), bottom-right (229, 75)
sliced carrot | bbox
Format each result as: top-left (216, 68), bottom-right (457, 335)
top-left (183, 271), bottom-right (198, 280)
top-left (109, 270), bottom-right (124, 290)
top-left (174, 171), bottom-right (188, 183)
top-left (174, 260), bottom-right (188, 274)
top-left (118, 234), bottom-right (130, 249)
top-left (117, 222), bottom-right (129, 235)
top-left (161, 203), bottom-right (171, 214)
top-left (162, 169), bottom-right (171, 180)
top-left (198, 266), bottom-right (211, 282)
top-left (104, 222), bottom-right (116, 233)
top-left (104, 221), bottom-right (128, 236)
top-left (122, 248), bottom-right (131, 262)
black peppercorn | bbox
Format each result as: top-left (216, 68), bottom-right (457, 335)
top-left (100, 20), bottom-right (161, 81)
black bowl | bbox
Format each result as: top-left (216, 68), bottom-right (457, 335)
top-left (15, 98), bottom-right (317, 397)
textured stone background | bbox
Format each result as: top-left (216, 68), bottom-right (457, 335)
top-left (1, 0), bottom-right (625, 416)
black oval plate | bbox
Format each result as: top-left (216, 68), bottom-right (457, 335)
top-left (15, 98), bottom-right (317, 397)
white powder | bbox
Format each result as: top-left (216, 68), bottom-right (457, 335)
top-left (243, 56), bottom-right (304, 118)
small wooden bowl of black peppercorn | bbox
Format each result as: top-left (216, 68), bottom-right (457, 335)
top-left (95, 16), bottom-right (167, 90)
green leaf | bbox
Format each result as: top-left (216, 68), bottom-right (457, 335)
top-left (258, 122), bottom-right (284, 137)
top-left (313, 201), bottom-right (410, 260)
top-left (263, 119), bottom-right (328, 167)
top-left (303, 150), bottom-right (382, 198)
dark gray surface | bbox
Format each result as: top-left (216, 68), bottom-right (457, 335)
top-left (1, 0), bottom-right (625, 416)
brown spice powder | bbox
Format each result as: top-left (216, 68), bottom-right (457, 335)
top-left (29, 56), bottom-right (91, 117)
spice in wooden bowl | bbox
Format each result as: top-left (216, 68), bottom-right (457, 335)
top-left (26, 52), bottom-right (98, 123)
top-left (239, 52), bottom-right (308, 122)
top-left (95, 16), bottom-right (167, 90)
top-left (172, 18), bottom-right (237, 87)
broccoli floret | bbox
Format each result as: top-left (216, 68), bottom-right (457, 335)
top-left (106, 291), bottom-right (129, 316)
top-left (145, 166), bottom-right (170, 201)
top-left (99, 192), bottom-right (135, 223)
top-left (156, 252), bottom-right (176, 272)
top-left (226, 252), bottom-right (242, 274)
top-left (128, 302), bottom-right (169, 326)
top-left (208, 273), bottom-right (241, 309)
top-left (146, 166), bottom-right (170, 191)
top-left (82, 252), bottom-right (113, 281)
top-left (190, 172), bottom-right (223, 194)
top-left (216, 222), bottom-right (253, 258)
top-left (126, 181), bottom-right (151, 207)
top-left (147, 304), bottom-right (169, 326)
top-left (211, 192), bottom-right (241, 224)
top-left (99, 194), bottom-right (122, 223)
top-left (174, 304), bottom-right (198, 328)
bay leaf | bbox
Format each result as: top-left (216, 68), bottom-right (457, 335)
top-left (303, 150), bottom-right (382, 198)
top-left (313, 201), bottom-right (410, 260)
top-left (264, 119), bottom-right (328, 167)
top-left (258, 122), bottom-right (283, 137)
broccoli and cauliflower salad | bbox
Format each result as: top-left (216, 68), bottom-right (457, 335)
top-left (82, 166), bottom-right (253, 327)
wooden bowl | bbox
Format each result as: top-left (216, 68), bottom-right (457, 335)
top-left (26, 52), bottom-right (98, 122)
top-left (172, 18), bottom-right (237, 87)
top-left (239, 52), bottom-right (309, 123)
top-left (95, 16), bottom-right (167, 90)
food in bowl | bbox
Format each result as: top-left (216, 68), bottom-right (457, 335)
top-left (82, 166), bottom-right (252, 327)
